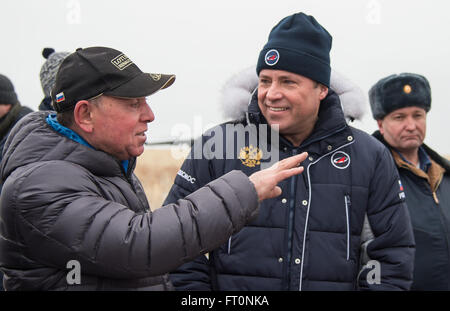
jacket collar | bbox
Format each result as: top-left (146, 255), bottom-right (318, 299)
top-left (1, 111), bottom-right (136, 181)
top-left (373, 130), bottom-right (450, 173)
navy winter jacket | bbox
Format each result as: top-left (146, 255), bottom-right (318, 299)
top-left (165, 90), bottom-right (415, 290)
top-left (374, 131), bottom-right (450, 290)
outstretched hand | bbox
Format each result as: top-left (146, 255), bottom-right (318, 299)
top-left (249, 152), bottom-right (308, 202)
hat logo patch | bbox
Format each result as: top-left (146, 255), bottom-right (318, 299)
top-left (331, 151), bottom-right (350, 169)
top-left (111, 53), bottom-right (133, 71)
top-left (150, 73), bottom-right (161, 81)
top-left (56, 92), bottom-right (65, 103)
top-left (403, 84), bottom-right (412, 94)
top-left (265, 49), bottom-right (280, 66)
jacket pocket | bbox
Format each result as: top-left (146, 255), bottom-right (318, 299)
top-left (344, 194), bottom-right (351, 261)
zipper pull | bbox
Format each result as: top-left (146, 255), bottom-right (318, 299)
top-left (345, 194), bottom-right (351, 207)
top-left (433, 192), bottom-right (440, 204)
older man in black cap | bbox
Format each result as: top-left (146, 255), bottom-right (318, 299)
top-left (166, 12), bottom-right (415, 291)
top-left (0, 46), bottom-right (308, 290)
top-left (370, 73), bottom-right (450, 290)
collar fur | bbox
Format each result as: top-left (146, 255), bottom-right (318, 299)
top-left (218, 66), bottom-right (367, 123)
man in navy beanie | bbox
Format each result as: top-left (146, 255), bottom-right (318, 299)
top-left (370, 73), bottom-right (450, 290)
top-left (166, 12), bottom-right (415, 290)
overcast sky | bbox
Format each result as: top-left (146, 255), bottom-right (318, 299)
top-left (2, 0), bottom-right (450, 154)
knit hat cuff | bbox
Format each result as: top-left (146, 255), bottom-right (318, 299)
top-left (0, 89), bottom-right (18, 105)
top-left (256, 47), bottom-right (331, 87)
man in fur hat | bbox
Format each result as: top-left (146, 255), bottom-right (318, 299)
top-left (165, 12), bottom-right (415, 290)
top-left (370, 73), bottom-right (450, 290)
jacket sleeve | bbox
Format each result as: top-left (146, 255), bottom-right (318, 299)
top-left (358, 147), bottom-right (415, 290)
top-left (164, 139), bottom-right (220, 290)
top-left (2, 160), bottom-right (258, 280)
top-left (169, 254), bottom-right (213, 290)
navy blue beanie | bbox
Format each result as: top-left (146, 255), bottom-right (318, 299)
top-left (256, 12), bottom-right (332, 87)
top-left (369, 73), bottom-right (431, 120)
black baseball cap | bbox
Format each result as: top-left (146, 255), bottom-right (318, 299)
top-left (51, 46), bottom-right (176, 112)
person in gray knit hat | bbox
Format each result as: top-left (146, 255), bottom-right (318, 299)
top-left (39, 48), bottom-right (70, 111)
top-left (370, 73), bottom-right (450, 290)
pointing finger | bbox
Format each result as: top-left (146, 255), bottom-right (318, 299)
top-left (275, 166), bottom-right (304, 183)
top-left (272, 152), bottom-right (308, 171)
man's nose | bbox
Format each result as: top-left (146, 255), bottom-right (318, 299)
top-left (266, 83), bottom-right (282, 101)
top-left (404, 116), bottom-right (416, 130)
top-left (142, 101), bottom-right (155, 123)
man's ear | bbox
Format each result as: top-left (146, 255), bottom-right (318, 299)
top-left (73, 100), bottom-right (94, 133)
top-left (377, 119), bottom-right (384, 135)
top-left (319, 85), bottom-right (328, 100)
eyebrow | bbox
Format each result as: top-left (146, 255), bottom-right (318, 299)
top-left (392, 110), bottom-right (425, 117)
top-left (259, 74), bottom-right (298, 80)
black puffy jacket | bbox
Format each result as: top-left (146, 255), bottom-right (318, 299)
top-left (0, 102), bottom-right (33, 164)
top-left (0, 111), bottom-right (259, 290)
top-left (165, 90), bottom-right (415, 290)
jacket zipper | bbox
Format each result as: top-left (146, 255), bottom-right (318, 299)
top-left (344, 194), bottom-right (351, 261)
top-left (299, 139), bottom-right (356, 291)
top-left (286, 149), bottom-right (298, 286)
top-left (433, 174), bottom-right (450, 281)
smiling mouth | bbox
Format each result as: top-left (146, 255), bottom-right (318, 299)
top-left (267, 106), bottom-right (288, 112)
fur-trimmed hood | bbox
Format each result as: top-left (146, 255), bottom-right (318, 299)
top-left (219, 66), bottom-right (367, 122)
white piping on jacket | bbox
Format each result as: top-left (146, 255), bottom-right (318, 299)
top-left (344, 195), bottom-right (351, 261)
top-left (298, 140), bottom-right (356, 291)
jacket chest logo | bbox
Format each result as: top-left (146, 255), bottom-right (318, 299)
top-left (239, 145), bottom-right (262, 168)
top-left (331, 151), bottom-right (351, 169)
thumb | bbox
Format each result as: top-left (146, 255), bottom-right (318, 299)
top-left (264, 186), bottom-right (282, 201)
top-left (273, 186), bottom-right (282, 197)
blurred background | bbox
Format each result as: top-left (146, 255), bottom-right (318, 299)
top-left (2, 0), bottom-right (450, 207)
